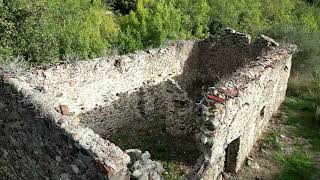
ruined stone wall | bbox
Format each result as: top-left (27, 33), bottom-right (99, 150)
top-left (9, 30), bottom-right (270, 139)
top-left (1, 75), bottom-right (134, 179)
top-left (0, 41), bottom-right (202, 180)
top-left (0, 30), bottom-right (295, 180)
top-left (164, 30), bottom-right (262, 136)
top-left (0, 80), bottom-right (108, 180)
top-left (196, 45), bottom-right (294, 180)
top-left (15, 42), bottom-right (199, 138)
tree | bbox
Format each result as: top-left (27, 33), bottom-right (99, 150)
top-left (116, 0), bottom-right (210, 54)
top-left (1, 0), bottom-right (119, 64)
top-left (105, 0), bottom-right (136, 14)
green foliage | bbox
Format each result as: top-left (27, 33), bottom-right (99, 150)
top-left (276, 151), bottom-right (315, 180)
top-left (0, 0), bottom-right (118, 64)
top-left (7, 0), bottom-right (60, 64)
top-left (1, 0), bottom-right (320, 66)
top-left (0, 2), bottom-right (12, 59)
top-left (283, 97), bottom-right (320, 151)
top-left (207, 0), bottom-right (320, 38)
top-left (293, 1), bottom-right (319, 31)
top-left (161, 161), bottom-right (192, 180)
top-left (263, 0), bottom-right (320, 82)
top-left (261, 0), bottom-right (294, 25)
top-left (266, 25), bottom-right (320, 73)
top-left (303, 0), bottom-right (320, 9)
top-left (264, 2), bottom-right (320, 106)
top-left (51, 0), bottom-right (119, 60)
top-left (208, 0), bottom-right (267, 35)
top-left (106, 0), bottom-right (136, 14)
top-left (171, 0), bottom-right (210, 38)
top-left (116, 0), bottom-right (210, 54)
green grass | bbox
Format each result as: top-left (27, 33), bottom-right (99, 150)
top-left (161, 161), bottom-right (193, 180)
top-left (282, 96), bottom-right (320, 152)
top-left (262, 130), bottom-right (283, 151)
top-left (276, 151), bottom-right (315, 180)
top-left (272, 94), bottom-right (320, 180)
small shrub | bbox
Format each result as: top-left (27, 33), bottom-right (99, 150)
top-left (266, 24), bottom-right (320, 75)
top-left (116, 28), bottom-right (144, 54)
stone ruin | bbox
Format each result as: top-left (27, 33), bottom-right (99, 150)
top-left (0, 29), bottom-right (296, 180)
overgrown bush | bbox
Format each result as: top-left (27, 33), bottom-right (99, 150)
top-left (208, 0), bottom-right (266, 35)
top-left (1, 0), bottom-right (320, 66)
top-left (106, 0), bottom-right (136, 14)
top-left (116, 0), bottom-right (209, 54)
top-left (0, 0), bottom-right (118, 64)
top-left (261, 0), bottom-right (295, 26)
top-left (266, 25), bottom-right (320, 72)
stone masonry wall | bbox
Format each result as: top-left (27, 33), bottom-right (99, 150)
top-left (14, 42), bottom-right (198, 138)
top-left (0, 80), bottom-right (108, 180)
top-left (0, 29), bottom-right (296, 180)
top-left (195, 43), bottom-right (294, 180)
top-left (0, 41), bottom-right (201, 180)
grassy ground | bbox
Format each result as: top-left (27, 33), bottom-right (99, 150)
top-left (109, 121), bottom-right (200, 180)
top-left (282, 97), bottom-right (320, 151)
top-left (235, 93), bottom-right (320, 180)
top-left (275, 96), bottom-right (320, 180)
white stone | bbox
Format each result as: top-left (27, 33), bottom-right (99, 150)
top-left (59, 173), bottom-right (70, 180)
top-left (55, 156), bottom-right (62, 163)
top-left (70, 164), bottom-right (80, 174)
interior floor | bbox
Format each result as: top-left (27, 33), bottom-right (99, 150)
top-left (109, 115), bottom-right (201, 178)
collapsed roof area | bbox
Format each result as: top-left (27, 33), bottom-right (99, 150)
top-left (0, 29), bottom-right (296, 180)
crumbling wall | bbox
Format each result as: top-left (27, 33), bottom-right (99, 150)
top-left (0, 80), bottom-right (107, 180)
top-left (0, 41), bottom-right (201, 180)
top-left (16, 42), bottom-right (200, 138)
top-left (164, 30), bottom-right (262, 136)
top-left (195, 40), bottom-right (294, 179)
top-left (0, 75), bottom-right (134, 179)
top-left (0, 29), bottom-right (295, 180)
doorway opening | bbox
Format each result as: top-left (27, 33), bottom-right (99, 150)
top-left (224, 137), bottom-right (240, 173)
